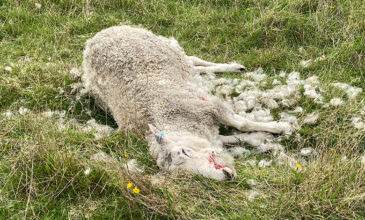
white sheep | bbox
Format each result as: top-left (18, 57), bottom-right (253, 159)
top-left (82, 25), bottom-right (292, 180)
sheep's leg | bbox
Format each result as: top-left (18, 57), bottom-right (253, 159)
top-left (219, 132), bottom-right (273, 146)
top-left (187, 56), bottom-right (246, 73)
top-left (226, 113), bottom-right (291, 134)
top-left (187, 56), bottom-right (218, 67)
top-left (212, 98), bottom-right (292, 134)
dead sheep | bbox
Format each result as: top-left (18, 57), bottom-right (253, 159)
top-left (82, 25), bottom-right (293, 180)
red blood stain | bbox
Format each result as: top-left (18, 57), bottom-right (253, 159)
top-left (199, 97), bottom-right (207, 102)
top-left (209, 156), bottom-right (225, 170)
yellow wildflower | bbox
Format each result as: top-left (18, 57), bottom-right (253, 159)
top-left (122, 116), bottom-right (126, 119)
top-left (160, 101), bottom-right (165, 108)
top-left (329, 6), bottom-right (334, 9)
top-left (127, 182), bottom-right (133, 188)
top-left (133, 187), bottom-right (140, 194)
top-left (296, 164), bottom-right (301, 169)
top-left (145, 174), bottom-right (149, 178)
top-left (246, 8), bottom-right (251, 11)
top-left (125, 154), bottom-right (129, 158)
top-left (348, 15), bottom-right (352, 18)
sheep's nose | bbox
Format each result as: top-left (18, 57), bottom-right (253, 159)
top-left (222, 167), bottom-right (235, 180)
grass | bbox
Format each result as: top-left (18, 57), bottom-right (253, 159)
top-left (1, 0), bottom-right (364, 219)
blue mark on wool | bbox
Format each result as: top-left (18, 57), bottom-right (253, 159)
top-left (156, 132), bottom-right (165, 137)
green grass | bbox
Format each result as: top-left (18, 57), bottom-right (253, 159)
top-left (1, 0), bottom-right (364, 219)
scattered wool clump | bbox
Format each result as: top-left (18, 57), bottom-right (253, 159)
top-left (247, 190), bottom-right (261, 202)
top-left (70, 67), bottom-right (82, 78)
top-left (257, 143), bottom-right (284, 153)
top-left (150, 173), bottom-right (166, 187)
top-left (361, 107), bottom-right (365, 116)
top-left (2, 110), bottom-right (13, 118)
top-left (300, 59), bottom-right (312, 68)
top-left (84, 168), bottom-right (91, 175)
top-left (18, 107), bottom-right (29, 115)
top-left (218, 85), bottom-right (234, 97)
top-left (300, 55), bottom-right (326, 68)
top-left (351, 117), bottom-right (365, 130)
top-left (289, 107), bottom-right (303, 113)
top-left (42, 110), bottom-right (66, 118)
top-left (280, 112), bottom-right (300, 129)
top-left (91, 152), bottom-right (116, 164)
top-left (229, 147), bottom-right (250, 157)
top-left (245, 159), bottom-right (257, 166)
top-left (81, 119), bottom-right (114, 139)
top-left (305, 76), bottom-right (320, 85)
top-left (4, 66), bottom-right (12, 72)
top-left (279, 71), bottom-right (286, 78)
top-left (247, 179), bottom-right (256, 186)
top-left (303, 84), bottom-right (323, 103)
top-left (124, 159), bottom-right (144, 174)
top-left (53, 112), bottom-right (114, 139)
top-left (303, 112), bottom-right (319, 124)
top-left (276, 152), bottom-right (298, 169)
top-left (35, 3), bottom-right (41, 9)
top-left (246, 68), bottom-right (266, 82)
top-left (332, 83), bottom-right (363, 99)
top-left (272, 79), bottom-right (281, 85)
top-left (258, 159), bottom-right (272, 168)
top-left (361, 155), bottom-right (365, 166)
top-left (234, 100), bottom-right (249, 112)
top-left (300, 147), bottom-right (314, 156)
top-left (329, 98), bottom-right (344, 106)
top-left (239, 108), bottom-right (273, 123)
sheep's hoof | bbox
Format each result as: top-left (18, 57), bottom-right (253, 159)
top-left (239, 67), bottom-right (247, 72)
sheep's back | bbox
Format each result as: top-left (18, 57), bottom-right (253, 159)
top-left (82, 26), bottom-right (193, 131)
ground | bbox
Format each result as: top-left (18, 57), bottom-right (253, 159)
top-left (0, 0), bottom-right (364, 219)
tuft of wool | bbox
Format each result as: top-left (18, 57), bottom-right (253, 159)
top-left (258, 159), bottom-right (272, 168)
top-left (332, 83), bottom-right (363, 99)
top-left (300, 147), bottom-right (314, 156)
top-left (229, 147), bottom-right (250, 157)
top-left (329, 98), bottom-right (344, 106)
top-left (124, 159), bottom-right (144, 173)
top-left (303, 112), bottom-right (319, 124)
top-left (19, 107), bottom-right (29, 115)
top-left (352, 117), bottom-right (365, 130)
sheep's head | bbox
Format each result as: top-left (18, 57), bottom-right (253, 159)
top-left (148, 124), bottom-right (235, 180)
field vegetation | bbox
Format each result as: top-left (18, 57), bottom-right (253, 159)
top-left (0, 0), bottom-right (364, 219)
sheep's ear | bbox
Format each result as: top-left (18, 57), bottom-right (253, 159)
top-left (148, 124), bottom-right (171, 145)
top-left (148, 124), bottom-right (159, 133)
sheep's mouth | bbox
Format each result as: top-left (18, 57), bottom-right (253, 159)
top-left (208, 154), bottom-right (225, 170)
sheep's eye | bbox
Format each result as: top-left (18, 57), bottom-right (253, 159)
top-left (182, 149), bottom-right (191, 158)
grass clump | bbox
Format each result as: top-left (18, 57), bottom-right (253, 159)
top-left (1, 0), bottom-right (364, 219)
